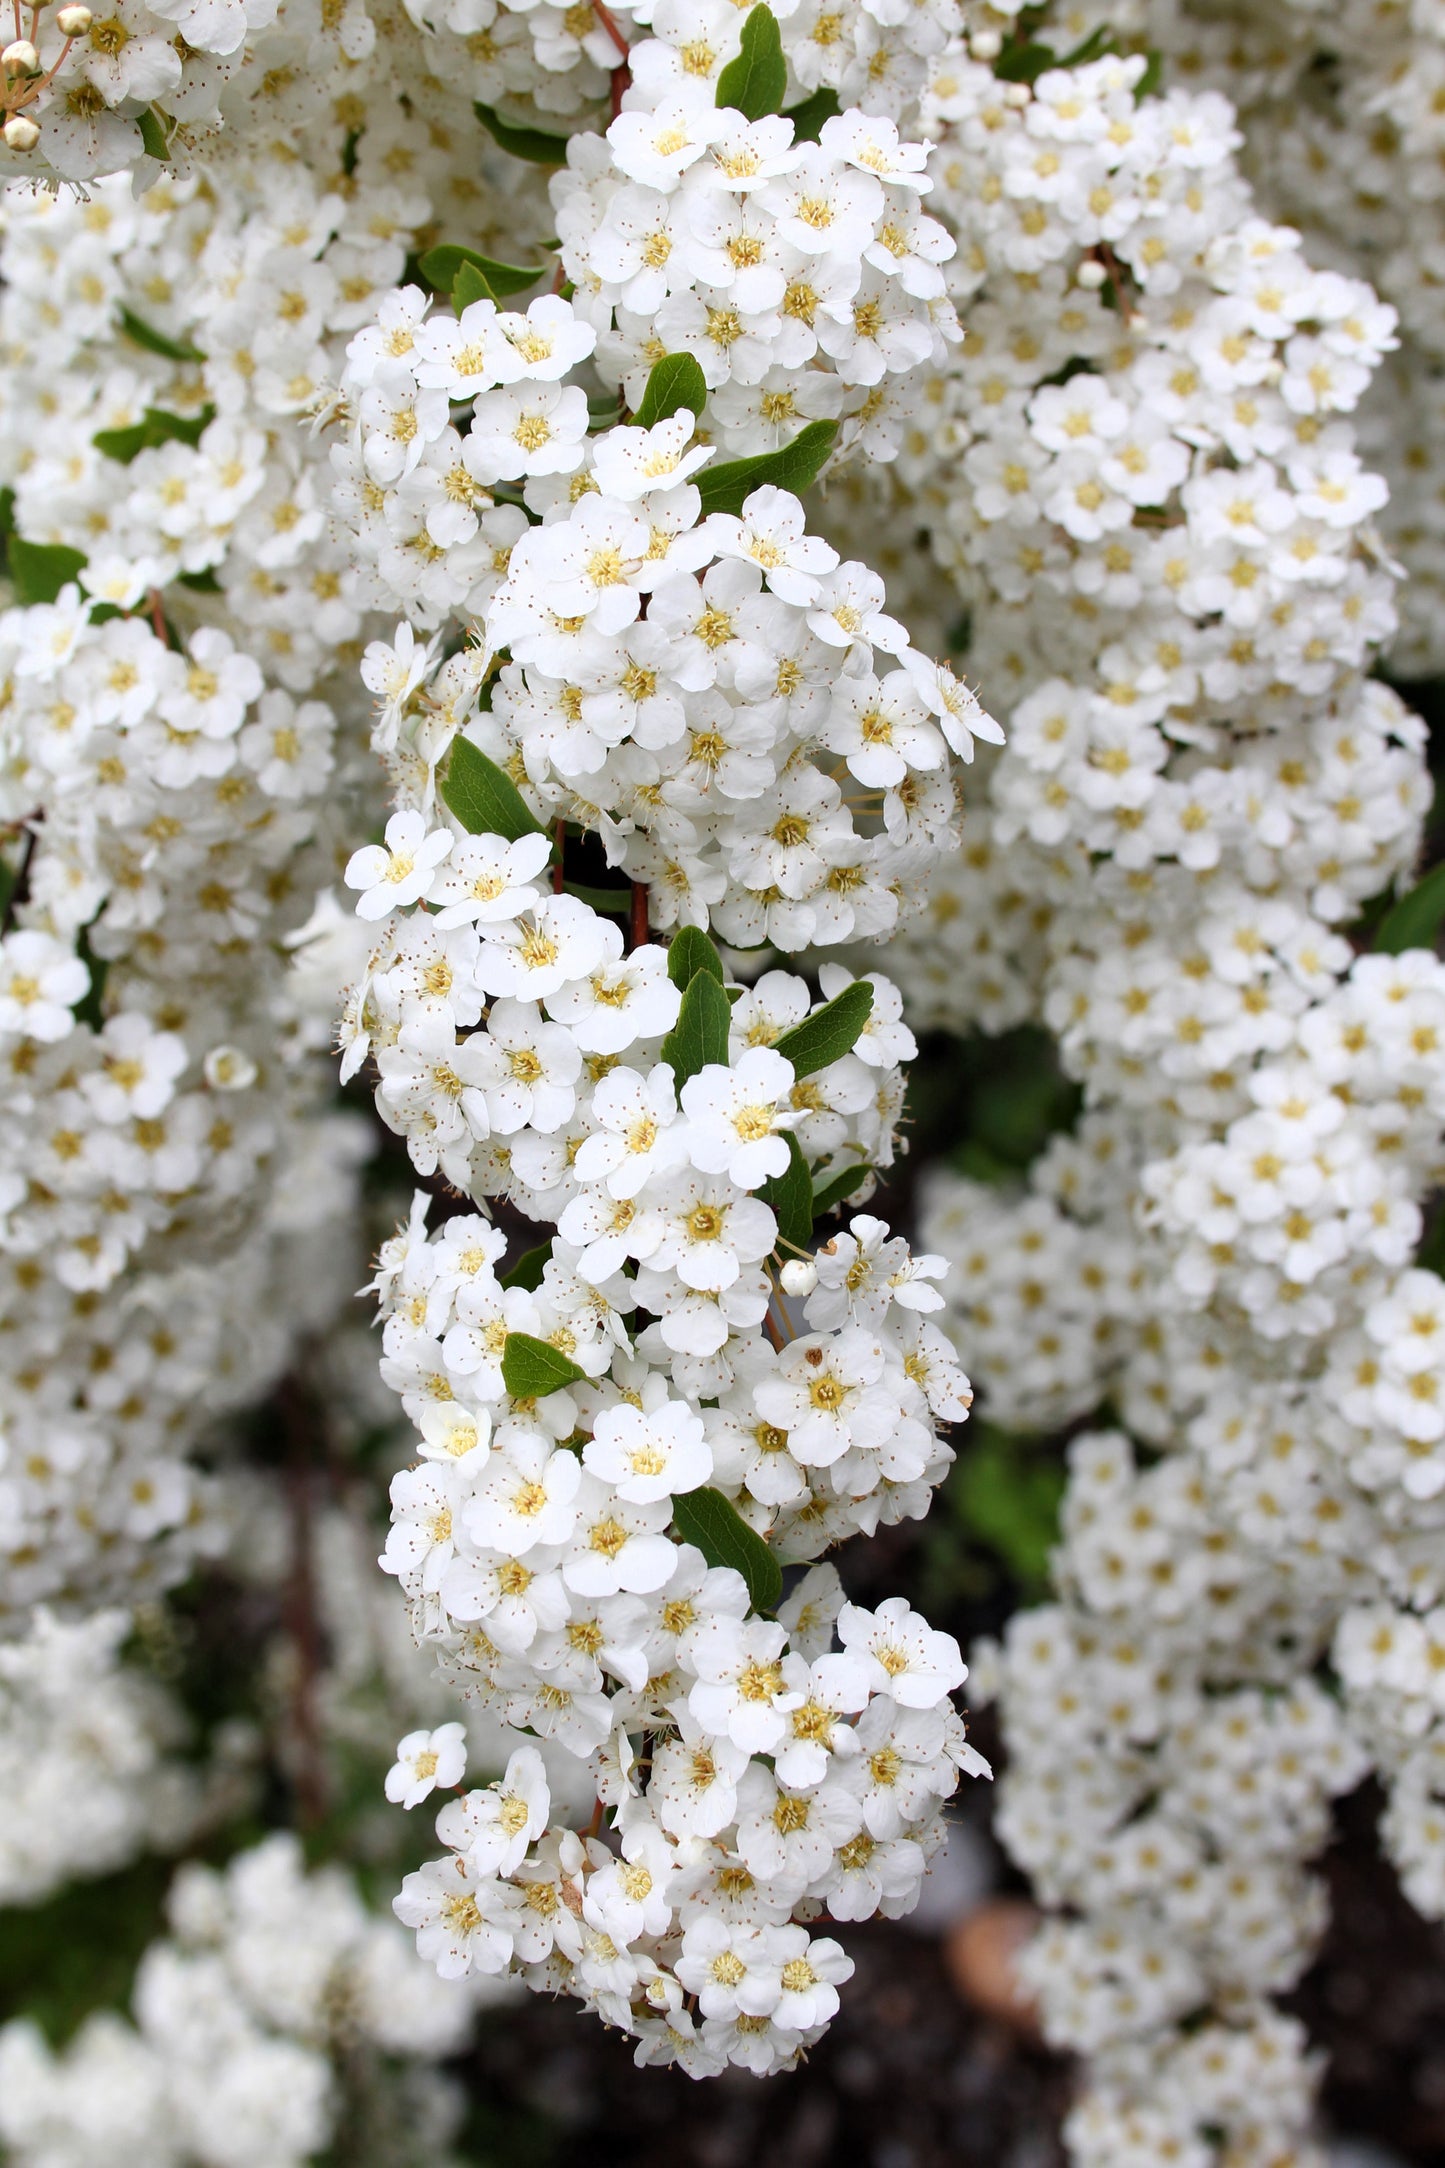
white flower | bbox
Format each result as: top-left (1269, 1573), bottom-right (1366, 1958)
top-left (345, 810), bottom-right (454, 920)
top-left (436, 1745), bottom-right (550, 1875)
top-left (583, 1394), bottom-right (712, 1502)
top-left (680, 1046), bottom-right (798, 1188)
top-left (385, 1722), bottom-right (467, 1808)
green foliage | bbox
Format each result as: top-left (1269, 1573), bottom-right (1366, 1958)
top-left (633, 351), bottom-right (709, 430)
top-left (417, 244), bottom-right (550, 306)
top-left (0, 1856), bottom-right (172, 2046)
top-left (501, 1242), bottom-right (551, 1290)
top-left (694, 419), bottom-right (837, 516)
top-left (758, 1131), bottom-right (812, 1254)
top-left (715, 4), bottom-right (787, 119)
top-left (8, 536), bottom-right (87, 606)
top-left (783, 85), bottom-right (840, 141)
top-left (671, 1486), bottom-right (782, 1612)
top-left (772, 979), bottom-right (873, 1077)
top-left (501, 1332), bottom-right (587, 1398)
top-left (1375, 860), bottom-right (1445, 955)
top-left (666, 924), bottom-right (725, 989)
top-left (810, 1159), bottom-right (872, 1221)
top-left (921, 1424), bottom-right (1064, 1605)
top-left (137, 106), bottom-right (171, 160)
top-left (660, 968), bottom-right (731, 1085)
top-left (441, 736), bottom-right (546, 841)
top-left (474, 101), bottom-right (572, 163)
top-left (116, 306), bottom-right (203, 363)
top-left (93, 405), bottom-right (215, 464)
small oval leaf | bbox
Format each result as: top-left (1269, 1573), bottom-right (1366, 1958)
top-left (634, 350), bottom-right (709, 431)
top-left (772, 980), bottom-right (873, 1078)
top-left (695, 419), bottom-right (837, 517)
top-left (715, 3), bottom-right (787, 120)
top-left (8, 537), bottom-right (88, 607)
top-left (1375, 862), bottom-right (1445, 956)
top-left (666, 925), bottom-right (725, 989)
top-left (759, 1132), bottom-right (812, 1254)
top-left (442, 736), bottom-right (546, 842)
top-left (501, 1331), bottom-right (587, 1398)
top-left (660, 969), bottom-right (731, 1086)
top-left (672, 1486), bottom-right (783, 1614)
top-left (474, 100), bottom-right (573, 164)
top-left (418, 243), bottom-right (550, 302)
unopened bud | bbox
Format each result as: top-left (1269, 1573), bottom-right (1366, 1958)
top-left (1003, 80), bottom-right (1030, 107)
top-left (780, 1258), bottom-right (818, 1298)
top-left (970, 27), bottom-right (1002, 60)
top-left (56, 4), bottom-right (92, 32)
top-left (1075, 257), bottom-right (1107, 291)
top-left (3, 112), bottom-right (39, 150)
top-left (204, 1045), bottom-right (258, 1092)
top-left (2, 38), bottom-right (39, 70)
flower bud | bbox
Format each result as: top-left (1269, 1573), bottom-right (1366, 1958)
top-left (1003, 81), bottom-right (1030, 108)
top-left (780, 1257), bottom-right (817, 1298)
top-left (3, 112), bottom-right (39, 150)
top-left (970, 27), bottom-right (1002, 59)
top-left (55, 4), bottom-right (92, 31)
top-left (1075, 258), bottom-right (1107, 291)
top-left (204, 1045), bottom-right (259, 1092)
top-left (2, 38), bottom-right (39, 70)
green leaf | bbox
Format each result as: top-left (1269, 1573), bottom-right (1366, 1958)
top-left (137, 106), bottom-right (171, 161)
top-left (501, 1242), bottom-right (551, 1291)
top-left (671, 1486), bottom-right (782, 1614)
top-left (501, 1331), bottom-right (587, 1398)
top-left (951, 1427), bottom-right (1063, 1592)
top-left (563, 881), bottom-right (630, 915)
top-left (8, 537), bottom-right (87, 607)
top-left (695, 419), bottom-right (837, 517)
top-left (782, 85), bottom-right (840, 141)
top-left (634, 351), bottom-right (708, 431)
top-left (474, 101), bottom-right (572, 164)
top-left (1134, 48), bottom-right (1163, 101)
top-left (994, 39), bottom-right (1054, 82)
top-left (660, 968), bottom-right (731, 1086)
top-left (417, 243), bottom-right (550, 304)
top-left (1059, 24), bottom-right (1117, 65)
top-left (93, 404), bottom-right (214, 464)
top-left (177, 567), bottom-right (221, 593)
top-left (810, 1160), bottom-right (872, 1220)
top-left (715, 3), bottom-right (787, 120)
top-left (116, 306), bottom-right (203, 364)
top-left (772, 980), bottom-right (873, 1078)
top-left (441, 736), bottom-right (546, 842)
top-left (1376, 861), bottom-right (1445, 955)
top-left (759, 1132), bottom-right (811, 1255)
top-left (666, 925), bottom-right (725, 989)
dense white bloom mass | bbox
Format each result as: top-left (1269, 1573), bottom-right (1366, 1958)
top-left (5, 0), bottom-right (1445, 2145)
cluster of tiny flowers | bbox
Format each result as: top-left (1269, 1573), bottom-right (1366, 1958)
top-left (328, 36), bottom-right (1004, 2063)
top-left (353, 824), bottom-right (987, 2068)
top-left (553, 91), bottom-right (960, 464)
top-left (395, 0), bottom-right (962, 140)
top-left (1136, 0), bottom-right (1445, 675)
top-left (0, 1834), bottom-right (485, 2168)
top-left (836, 24), bottom-right (1445, 2168)
top-left (0, 1606), bottom-right (232, 1906)
top-left (0, 159), bottom-right (415, 1614)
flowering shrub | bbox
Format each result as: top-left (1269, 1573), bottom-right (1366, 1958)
top-left (3, 0), bottom-right (1445, 2156)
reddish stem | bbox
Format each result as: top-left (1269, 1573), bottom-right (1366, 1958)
top-left (147, 587), bottom-right (168, 645)
top-left (629, 879), bottom-right (649, 952)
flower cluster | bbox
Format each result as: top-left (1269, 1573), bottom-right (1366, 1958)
top-left (325, 21), bottom-right (1004, 2063)
top-left (0, 1834), bottom-right (487, 2168)
top-left (865, 26), bottom-right (1445, 2167)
